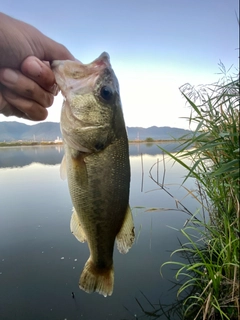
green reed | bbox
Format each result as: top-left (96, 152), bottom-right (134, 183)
top-left (160, 65), bottom-right (239, 319)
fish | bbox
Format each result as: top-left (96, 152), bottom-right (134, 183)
top-left (51, 52), bottom-right (134, 297)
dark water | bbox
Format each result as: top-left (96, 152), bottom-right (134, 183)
top-left (0, 144), bottom-right (197, 320)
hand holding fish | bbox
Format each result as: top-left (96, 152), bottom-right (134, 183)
top-left (0, 13), bottom-right (74, 120)
top-left (0, 57), bottom-right (58, 120)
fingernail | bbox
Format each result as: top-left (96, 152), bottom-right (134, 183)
top-left (27, 60), bottom-right (42, 78)
top-left (2, 69), bottom-right (18, 84)
top-left (50, 83), bottom-right (60, 96)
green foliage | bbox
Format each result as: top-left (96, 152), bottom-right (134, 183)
top-left (145, 137), bottom-right (155, 142)
top-left (160, 66), bottom-right (240, 319)
top-left (123, 64), bottom-right (239, 320)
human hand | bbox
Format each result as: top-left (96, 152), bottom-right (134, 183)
top-left (0, 13), bottom-right (74, 69)
top-left (0, 56), bottom-right (60, 120)
top-left (0, 13), bottom-right (74, 120)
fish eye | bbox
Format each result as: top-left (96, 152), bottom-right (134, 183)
top-left (100, 86), bottom-right (113, 102)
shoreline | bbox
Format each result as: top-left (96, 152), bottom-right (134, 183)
top-left (0, 140), bottom-right (184, 148)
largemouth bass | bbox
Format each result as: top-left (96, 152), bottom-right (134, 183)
top-left (51, 53), bottom-right (134, 297)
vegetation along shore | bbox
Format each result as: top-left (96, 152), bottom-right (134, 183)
top-left (138, 64), bottom-right (239, 319)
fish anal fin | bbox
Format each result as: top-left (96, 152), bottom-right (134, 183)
top-left (70, 207), bottom-right (87, 243)
top-left (116, 205), bottom-right (135, 254)
top-left (60, 155), bottom-right (67, 180)
top-left (79, 258), bottom-right (114, 297)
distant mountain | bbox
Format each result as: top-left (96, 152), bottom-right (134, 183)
top-left (0, 121), bottom-right (61, 142)
top-left (127, 126), bottom-right (192, 140)
top-left (0, 121), bottom-right (192, 142)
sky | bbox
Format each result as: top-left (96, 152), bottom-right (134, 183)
top-left (0, 0), bottom-right (239, 129)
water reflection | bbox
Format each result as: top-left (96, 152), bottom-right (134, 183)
top-left (0, 145), bottom-right (64, 168)
top-left (0, 144), bottom-right (197, 320)
top-left (129, 141), bottom-right (183, 156)
top-left (0, 142), bottom-right (183, 168)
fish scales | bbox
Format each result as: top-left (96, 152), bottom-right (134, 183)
top-left (52, 52), bottom-right (134, 297)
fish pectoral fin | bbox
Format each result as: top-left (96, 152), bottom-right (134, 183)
top-left (116, 205), bottom-right (135, 254)
top-left (60, 155), bottom-right (67, 180)
top-left (70, 207), bottom-right (87, 243)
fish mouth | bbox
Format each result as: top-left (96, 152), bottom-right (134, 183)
top-left (51, 53), bottom-right (112, 98)
top-left (90, 52), bottom-right (111, 69)
top-left (51, 52), bottom-right (110, 69)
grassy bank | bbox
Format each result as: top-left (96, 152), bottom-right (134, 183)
top-left (159, 67), bottom-right (239, 319)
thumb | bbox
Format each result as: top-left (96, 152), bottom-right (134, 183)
top-left (39, 36), bottom-right (75, 62)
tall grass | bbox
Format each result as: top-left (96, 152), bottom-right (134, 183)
top-left (160, 65), bottom-right (239, 319)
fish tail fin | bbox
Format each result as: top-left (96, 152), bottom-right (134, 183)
top-left (79, 259), bottom-right (114, 297)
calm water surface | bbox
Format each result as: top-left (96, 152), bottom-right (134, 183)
top-left (0, 144), bottom-right (198, 320)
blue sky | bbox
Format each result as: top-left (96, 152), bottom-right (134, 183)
top-left (1, 0), bottom-right (239, 128)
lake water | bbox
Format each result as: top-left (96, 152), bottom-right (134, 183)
top-left (0, 143), bottom-right (198, 320)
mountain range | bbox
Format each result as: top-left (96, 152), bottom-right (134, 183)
top-left (0, 121), bottom-right (192, 142)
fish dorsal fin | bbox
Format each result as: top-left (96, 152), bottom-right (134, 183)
top-left (116, 205), bottom-right (135, 254)
top-left (60, 155), bottom-right (67, 180)
top-left (70, 207), bottom-right (87, 243)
